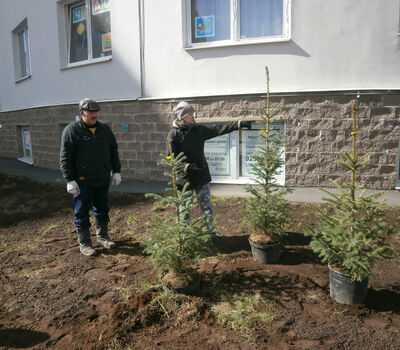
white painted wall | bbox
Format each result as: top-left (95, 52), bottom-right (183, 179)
top-left (0, 0), bottom-right (141, 111)
top-left (1, 0), bottom-right (399, 111)
top-left (142, 0), bottom-right (400, 98)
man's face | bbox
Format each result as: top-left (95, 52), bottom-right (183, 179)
top-left (182, 112), bottom-right (195, 124)
top-left (81, 110), bottom-right (98, 126)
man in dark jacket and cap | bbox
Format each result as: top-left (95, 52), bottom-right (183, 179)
top-left (167, 101), bottom-right (251, 242)
top-left (60, 98), bottom-right (121, 256)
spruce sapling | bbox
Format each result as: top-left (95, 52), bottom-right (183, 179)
top-left (141, 141), bottom-right (213, 279)
top-left (244, 66), bottom-right (291, 244)
top-left (305, 99), bottom-right (395, 281)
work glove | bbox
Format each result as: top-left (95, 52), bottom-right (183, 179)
top-left (184, 163), bottom-right (203, 174)
top-left (66, 181), bottom-right (80, 196)
top-left (111, 173), bottom-right (121, 186)
top-left (240, 121), bottom-right (252, 130)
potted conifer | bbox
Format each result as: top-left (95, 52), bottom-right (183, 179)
top-left (305, 101), bottom-right (395, 304)
top-left (244, 67), bottom-right (291, 264)
top-left (140, 142), bottom-right (213, 295)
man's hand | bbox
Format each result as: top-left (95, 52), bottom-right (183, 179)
top-left (111, 173), bottom-right (121, 186)
top-left (67, 181), bottom-right (80, 196)
top-left (240, 121), bottom-right (252, 130)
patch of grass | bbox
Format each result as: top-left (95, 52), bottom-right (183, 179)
top-left (18, 271), bottom-right (29, 279)
top-left (127, 215), bottom-right (139, 224)
top-left (107, 338), bottom-right (134, 350)
top-left (152, 201), bottom-right (166, 212)
top-left (211, 293), bottom-right (275, 338)
top-left (0, 241), bottom-right (7, 252)
top-left (41, 224), bottom-right (60, 235)
top-left (151, 287), bottom-right (179, 319)
top-left (14, 241), bottom-right (38, 252)
top-left (119, 285), bottom-right (134, 301)
top-left (136, 276), bottom-right (161, 293)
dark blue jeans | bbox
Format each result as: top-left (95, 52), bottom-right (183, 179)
top-left (73, 185), bottom-right (110, 229)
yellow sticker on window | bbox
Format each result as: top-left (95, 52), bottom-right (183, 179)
top-left (102, 32), bottom-right (112, 52)
top-left (77, 22), bottom-right (85, 36)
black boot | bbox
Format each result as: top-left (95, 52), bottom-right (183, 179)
top-left (78, 228), bottom-right (96, 256)
top-left (96, 221), bottom-right (116, 249)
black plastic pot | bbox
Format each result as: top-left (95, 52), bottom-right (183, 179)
top-left (249, 240), bottom-right (281, 264)
top-left (328, 264), bottom-right (368, 304)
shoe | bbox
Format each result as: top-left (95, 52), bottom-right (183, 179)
top-left (96, 222), bottom-right (116, 249)
top-left (77, 228), bottom-right (96, 256)
top-left (79, 243), bottom-right (96, 256)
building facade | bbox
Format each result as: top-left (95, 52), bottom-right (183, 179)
top-left (1, 0), bottom-right (399, 189)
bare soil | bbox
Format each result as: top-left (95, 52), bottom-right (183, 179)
top-left (1, 173), bottom-right (399, 350)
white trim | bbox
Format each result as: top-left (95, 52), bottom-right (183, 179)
top-left (17, 157), bottom-right (34, 165)
top-left (15, 75), bottom-right (32, 84)
top-left (185, 36), bottom-right (290, 50)
top-left (60, 56), bottom-right (112, 70)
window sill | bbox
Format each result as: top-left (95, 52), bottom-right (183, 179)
top-left (15, 75), bottom-right (32, 84)
top-left (60, 56), bottom-right (112, 70)
top-left (185, 36), bottom-right (290, 50)
top-left (17, 157), bottom-right (33, 165)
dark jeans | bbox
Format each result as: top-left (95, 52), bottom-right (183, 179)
top-left (73, 185), bottom-right (110, 229)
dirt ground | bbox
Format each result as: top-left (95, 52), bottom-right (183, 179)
top-left (0, 173), bottom-right (400, 350)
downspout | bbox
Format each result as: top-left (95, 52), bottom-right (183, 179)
top-left (138, 0), bottom-right (145, 98)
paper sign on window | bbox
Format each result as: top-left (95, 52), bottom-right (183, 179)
top-left (23, 130), bottom-right (31, 150)
top-left (195, 15), bottom-right (215, 38)
top-left (102, 33), bottom-right (112, 51)
top-left (204, 134), bottom-right (230, 176)
top-left (241, 130), bottom-right (262, 177)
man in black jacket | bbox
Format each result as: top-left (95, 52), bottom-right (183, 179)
top-left (60, 98), bottom-right (121, 256)
top-left (167, 101), bottom-right (251, 242)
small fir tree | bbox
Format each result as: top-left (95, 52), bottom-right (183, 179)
top-left (244, 67), bottom-right (291, 244)
top-left (141, 141), bottom-right (213, 281)
top-left (305, 100), bottom-right (395, 281)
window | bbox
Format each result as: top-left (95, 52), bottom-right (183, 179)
top-left (67, 0), bottom-right (111, 65)
top-left (204, 122), bottom-right (285, 185)
top-left (17, 126), bottom-right (34, 165)
top-left (11, 19), bottom-right (31, 82)
top-left (187, 0), bottom-right (290, 48)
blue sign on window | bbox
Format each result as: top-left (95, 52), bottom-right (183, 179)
top-left (195, 16), bottom-right (215, 38)
top-left (73, 7), bottom-right (83, 23)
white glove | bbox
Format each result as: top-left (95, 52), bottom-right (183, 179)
top-left (111, 173), bottom-right (121, 186)
top-left (67, 181), bottom-right (80, 195)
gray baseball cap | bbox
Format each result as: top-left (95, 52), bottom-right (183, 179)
top-left (79, 98), bottom-right (101, 112)
top-left (174, 101), bottom-right (194, 120)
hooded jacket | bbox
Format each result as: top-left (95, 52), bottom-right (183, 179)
top-left (60, 118), bottom-right (121, 186)
top-left (167, 120), bottom-right (240, 189)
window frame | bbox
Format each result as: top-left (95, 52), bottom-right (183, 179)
top-left (203, 121), bottom-right (285, 185)
top-left (11, 18), bottom-right (31, 83)
top-left (58, 0), bottom-right (112, 69)
top-left (184, 0), bottom-right (291, 49)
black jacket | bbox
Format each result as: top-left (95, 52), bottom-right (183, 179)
top-left (60, 119), bottom-right (121, 186)
top-left (167, 120), bottom-right (240, 189)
